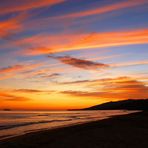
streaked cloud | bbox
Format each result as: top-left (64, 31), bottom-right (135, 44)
top-left (25, 0), bottom-right (147, 32)
top-left (0, 0), bottom-right (65, 15)
top-left (0, 62), bottom-right (44, 80)
top-left (0, 63), bottom-right (43, 74)
top-left (59, 76), bottom-right (148, 87)
top-left (48, 55), bottom-right (109, 70)
top-left (0, 13), bottom-right (27, 40)
top-left (14, 89), bottom-right (55, 94)
top-left (58, 76), bottom-right (131, 85)
top-left (42, 73), bottom-right (61, 78)
top-left (0, 92), bottom-right (30, 101)
top-left (22, 29), bottom-right (148, 55)
top-left (55, 0), bottom-right (148, 19)
top-left (61, 77), bottom-right (148, 100)
top-left (0, 65), bottom-right (24, 74)
top-left (15, 89), bottom-right (45, 93)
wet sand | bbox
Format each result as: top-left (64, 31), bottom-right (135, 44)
top-left (0, 111), bottom-right (148, 148)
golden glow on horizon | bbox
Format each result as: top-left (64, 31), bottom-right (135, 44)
top-left (0, 75), bottom-right (147, 110)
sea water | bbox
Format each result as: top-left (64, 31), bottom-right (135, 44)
top-left (0, 110), bottom-right (138, 140)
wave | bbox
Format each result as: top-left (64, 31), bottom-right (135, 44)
top-left (0, 119), bottom-right (72, 130)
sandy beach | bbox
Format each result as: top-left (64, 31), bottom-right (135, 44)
top-left (0, 111), bottom-right (148, 148)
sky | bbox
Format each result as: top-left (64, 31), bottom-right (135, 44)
top-left (0, 0), bottom-right (148, 110)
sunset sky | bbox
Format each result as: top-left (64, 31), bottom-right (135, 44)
top-left (0, 0), bottom-right (148, 110)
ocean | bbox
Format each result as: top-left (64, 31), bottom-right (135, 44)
top-left (0, 110), bottom-right (137, 140)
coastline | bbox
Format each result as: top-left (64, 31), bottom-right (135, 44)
top-left (0, 111), bottom-right (148, 148)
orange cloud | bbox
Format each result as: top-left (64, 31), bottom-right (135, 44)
top-left (0, 13), bottom-right (27, 39)
top-left (55, 0), bottom-right (147, 19)
top-left (0, 65), bottom-right (24, 74)
top-left (0, 62), bottom-right (43, 80)
top-left (0, 63), bottom-right (43, 74)
top-left (21, 29), bottom-right (148, 55)
top-left (0, 0), bottom-right (65, 40)
top-left (0, 0), bottom-right (65, 15)
top-left (61, 77), bottom-right (148, 100)
top-left (0, 92), bottom-right (30, 101)
top-left (20, 67), bottom-right (63, 79)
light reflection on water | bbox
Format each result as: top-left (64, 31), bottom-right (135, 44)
top-left (0, 110), bottom-right (137, 140)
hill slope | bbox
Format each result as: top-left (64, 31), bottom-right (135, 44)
top-left (83, 99), bottom-right (148, 110)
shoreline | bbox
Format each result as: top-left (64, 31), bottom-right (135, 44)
top-left (1, 111), bottom-right (148, 148)
top-left (0, 110), bottom-right (136, 141)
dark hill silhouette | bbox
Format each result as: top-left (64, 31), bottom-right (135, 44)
top-left (83, 99), bottom-right (148, 110)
